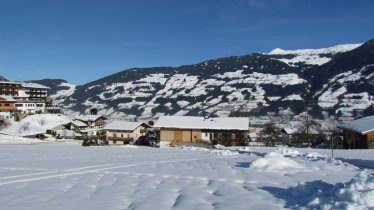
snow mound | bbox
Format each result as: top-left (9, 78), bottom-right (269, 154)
top-left (2, 114), bottom-right (72, 136)
top-left (300, 170), bottom-right (374, 209)
top-left (251, 152), bottom-right (304, 172)
top-left (275, 148), bottom-right (302, 158)
top-left (211, 149), bottom-right (239, 156)
top-left (305, 152), bottom-right (327, 160)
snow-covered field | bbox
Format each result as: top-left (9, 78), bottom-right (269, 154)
top-left (0, 138), bottom-right (373, 209)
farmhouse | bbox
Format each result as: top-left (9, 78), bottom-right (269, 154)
top-left (154, 116), bottom-right (249, 146)
top-left (104, 121), bottom-right (149, 145)
top-left (339, 116), bottom-right (374, 149)
top-left (63, 115), bottom-right (107, 136)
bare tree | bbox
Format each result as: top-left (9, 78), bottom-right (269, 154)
top-left (37, 117), bottom-right (46, 127)
top-left (0, 119), bottom-right (10, 130)
top-left (262, 121), bottom-right (279, 146)
top-left (344, 126), bottom-right (357, 149)
top-left (18, 122), bottom-right (30, 134)
top-left (298, 113), bottom-right (319, 147)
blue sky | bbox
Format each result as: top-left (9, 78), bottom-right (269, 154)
top-left (0, 0), bottom-right (373, 84)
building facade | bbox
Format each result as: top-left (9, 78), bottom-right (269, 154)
top-left (104, 121), bottom-right (148, 145)
top-left (0, 95), bottom-right (17, 122)
top-left (154, 116), bottom-right (249, 146)
top-left (0, 81), bottom-right (51, 119)
top-left (339, 116), bottom-right (374, 149)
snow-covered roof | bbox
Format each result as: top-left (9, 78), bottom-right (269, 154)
top-left (0, 81), bottom-right (22, 85)
top-left (74, 115), bottom-right (106, 122)
top-left (154, 116), bottom-right (249, 131)
top-left (22, 83), bottom-right (50, 89)
top-left (104, 121), bottom-right (146, 131)
top-left (69, 120), bottom-right (88, 127)
top-left (282, 128), bottom-right (298, 134)
top-left (339, 116), bottom-right (374, 134)
top-left (0, 95), bottom-right (16, 102)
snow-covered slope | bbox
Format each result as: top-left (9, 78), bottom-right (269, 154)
top-left (268, 43), bottom-right (361, 66)
top-left (2, 114), bottom-right (72, 136)
top-left (44, 39), bottom-right (374, 119)
top-left (316, 64), bottom-right (374, 116)
top-left (49, 82), bottom-right (76, 106)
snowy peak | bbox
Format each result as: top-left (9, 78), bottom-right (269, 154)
top-left (268, 43), bottom-right (362, 66)
top-left (268, 43), bottom-right (362, 55)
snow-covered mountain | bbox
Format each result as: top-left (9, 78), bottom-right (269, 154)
top-left (268, 43), bottom-right (362, 66)
top-left (34, 39), bottom-right (374, 120)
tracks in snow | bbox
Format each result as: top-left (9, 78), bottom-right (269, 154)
top-left (0, 155), bottom-right (234, 186)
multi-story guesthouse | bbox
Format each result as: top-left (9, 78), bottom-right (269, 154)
top-left (0, 81), bottom-right (51, 121)
top-left (154, 116), bottom-right (249, 146)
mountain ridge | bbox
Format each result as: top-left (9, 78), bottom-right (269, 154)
top-left (30, 40), bottom-right (374, 120)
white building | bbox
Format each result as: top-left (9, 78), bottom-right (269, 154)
top-left (14, 83), bottom-right (50, 115)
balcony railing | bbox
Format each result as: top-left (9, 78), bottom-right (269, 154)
top-left (107, 137), bottom-right (134, 143)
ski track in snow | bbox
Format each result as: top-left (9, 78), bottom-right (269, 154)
top-left (0, 155), bottom-right (235, 186)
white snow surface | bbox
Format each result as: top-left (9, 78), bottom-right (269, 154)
top-left (268, 44), bottom-right (361, 66)
top-left (0, 137), bottom-right (374, 209)
top-left (250, 152), bottom-right (304, 172)
top-left (154, 116), bottom-right (249, 130)
top-left (1, 114), bottom-right (72, 136)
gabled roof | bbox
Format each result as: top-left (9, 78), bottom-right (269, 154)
top-left (74, 115), bottom-right (107, 122)
top-left (0, 95), bottom-right (16, 102)
top-left (104, 121), bottom-right (147, 131)
top-left (339, 116), bottom-right (374, 134)
top-left (154, 116), bottom-right (249, 131)
top-left (66, 120), bottom-right (88, 127)
top-left (281, 128), bottom-right (298, 134)
top-left (0, 81), bottom-right (22, 85)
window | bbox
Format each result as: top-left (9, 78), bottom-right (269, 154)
top-left (232, 134), bottom-right (236, 139)
top-left (218, 133), bottom-right (222, 139)
top-left (113, 133), bottom-right (117, 138)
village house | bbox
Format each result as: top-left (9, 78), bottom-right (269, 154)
top-left (154, 116), bottom-right (249, 146)
top-left (104, 121), bottom-right (149, 145)
top-left (71, 115), bottom-right (107, 136)
top-left (339, 116), bottom-right (374, 149)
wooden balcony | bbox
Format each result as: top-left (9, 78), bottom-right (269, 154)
top-left (107, 137), bottom-right (134, 144)
top-left (0, 107), bottom-right (17, 111)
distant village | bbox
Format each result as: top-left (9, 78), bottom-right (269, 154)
top-left (0, 80), bottom-right (373, 149)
